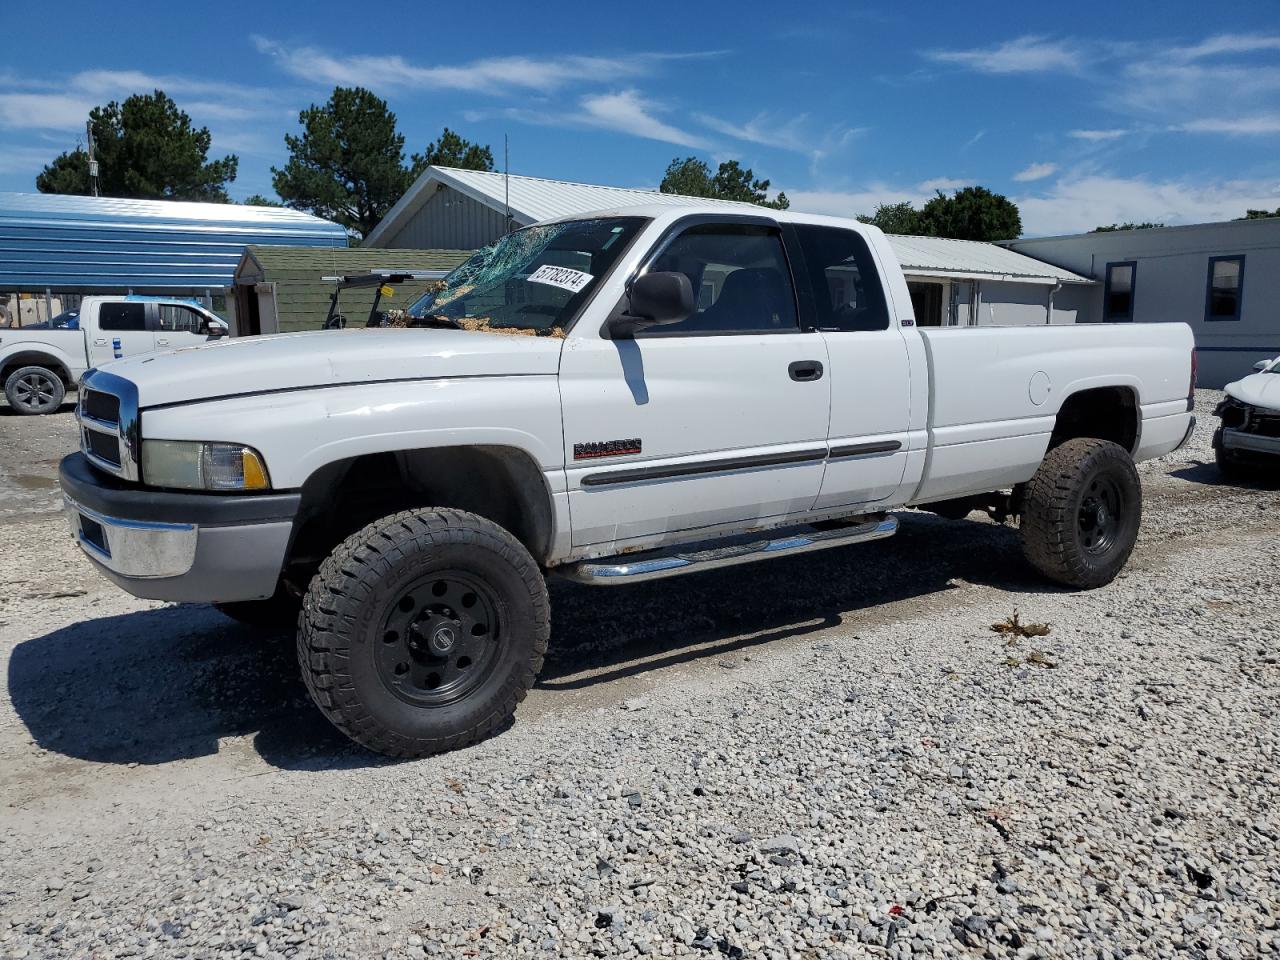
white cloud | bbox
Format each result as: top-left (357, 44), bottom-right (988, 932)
top-left (787, 174), bottom-right (1280, 236)
top-left (0, 92), bottom-right (95, 130)
top-left (924, 35), bottom-right (1081, 74)
top-left (1016, 175), bottom-right (1280, 234)
top-left (578, 90), bottom-right (710, 148)
top-left (252, 36), bottom-right (712, 96)
top-left (1171, 33), bottom-right (1280, 61)
top-left (1013, 162), bottom-right (1058, 182)
top-left (1176, 114), bottom-right (1280, 135)
top-left (693, 111), bottom-right (864, 166)
top-left (1068, 128), bottom-right (1127, 141)
top-left (916, 177), bottom-right (972, 191)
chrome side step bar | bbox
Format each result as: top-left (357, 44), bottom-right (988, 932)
top-left (559, 515), bottom-right (897, 585)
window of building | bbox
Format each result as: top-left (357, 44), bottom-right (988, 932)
top-left (792, 225), bottom-right (890, 331)
top-left (907, 281), bottom-right (945, 327)
top-left (98, 302), bottom-right (147, 331)
top-left (1103, 261), bottom-right (1137, 321)
top-left (1205, 255), bottom-right (1244, 322)
top-left (157, 304), bottom-right (208, 333)
top-left (642, 223), bottom-right (798, 335)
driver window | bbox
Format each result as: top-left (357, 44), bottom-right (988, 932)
top-left (642, 223), bottom-right (798, 335)
top-left (157, 304), bottom-right (205, 333)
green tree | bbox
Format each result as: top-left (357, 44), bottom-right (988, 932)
top-left (410, 128), bottom-right (495, 177)
top-left (659, 156), bottom-right (789, 209)
top-left (242, 194), bottom-right (282, 207)
top-left (1238, 208), bottom-right (1280, 220)
top-left (272, 86), bottom-right (413, 238)
top-left (1091, 222), bottom-right (1163, 232)
top-left (36, 90), bottom-right (237, 201)
top-left (917, 186), bottom-right (1021, 241)
top-left (857, 201), bottom-right (925, 235)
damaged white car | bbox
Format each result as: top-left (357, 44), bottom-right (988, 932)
top-left (1214, 357), bottom-right (1280, 476)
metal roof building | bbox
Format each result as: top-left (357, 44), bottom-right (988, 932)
top-left (0, 192), bottom-right (345, 324)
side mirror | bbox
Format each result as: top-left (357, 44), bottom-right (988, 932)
top-left (205, 318), bottom-right (229, 339)
top-left (1253, 360), bottom-right (1270, 372)
top-left (610, 271), bottom-right (694, 336)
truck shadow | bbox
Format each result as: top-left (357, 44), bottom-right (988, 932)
top-left (8, 513), bottom-right (1055, 772)
top-left (1170, 461), bottom-right (1279, 488)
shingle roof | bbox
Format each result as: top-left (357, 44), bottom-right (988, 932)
top-left (0, 192), bottom-right (346, 291)
top-left (887, 234), bottom-right (1091, 284)
top-left (238, 245), bottom-right (472, 333)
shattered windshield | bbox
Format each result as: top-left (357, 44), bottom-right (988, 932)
top-left (408, 217), bottom-right (646, 335)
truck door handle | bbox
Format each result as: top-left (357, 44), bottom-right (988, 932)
top-left (156, 338), bottom-right (170, 346)
top-left (788, 360), bottom-right (824, 382)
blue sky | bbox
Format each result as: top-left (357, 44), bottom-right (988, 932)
top-left (2, 0), bottom-right (1278, 235)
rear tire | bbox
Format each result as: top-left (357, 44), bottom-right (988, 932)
top-left (297, 508), bottom-right (549, 758)
top-left (5, 365), bottom-right (65, 415)
top-left (1020, 438), bottom-right (1142, 589)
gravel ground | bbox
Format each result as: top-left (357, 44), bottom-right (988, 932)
top-left (1, 390), bottom-right (1277, 960)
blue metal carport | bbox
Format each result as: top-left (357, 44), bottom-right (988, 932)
top-left (0, 192), bottom-right (345, 326)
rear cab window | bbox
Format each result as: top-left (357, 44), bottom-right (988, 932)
top-left (791, 225), bottom-right (890, 332)
top-left (98, 303), bottom-right (147, 332)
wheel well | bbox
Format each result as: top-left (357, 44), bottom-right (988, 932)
top-left (283, 446), bottom-right (554, 588)
top-left (1, 353), bottom-right (73, 387)
top-left (1050, 386), bottom-right (1139, 454)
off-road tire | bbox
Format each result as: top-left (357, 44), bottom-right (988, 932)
top-left (214, 587), bottom-right (301, 632)
top-left (1213, 426), bottom-right (1256, 481)
top-left (1020, 437), bottom-right (1142, 589)
top-left (298, 508), bottom-right (549, 758)
top-left (5, 365), bottom-right (65, 415)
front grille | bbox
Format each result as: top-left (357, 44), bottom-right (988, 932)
top-left (81, 388), bottom-right (120, 425)
top-left (84, 427), bottom-right (122, 466)
top-left (77, 371), bottom-right (140, 481)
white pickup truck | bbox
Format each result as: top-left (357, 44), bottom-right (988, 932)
top-left (58, 205), bottom-right (1197, 757)
top-left (1, 296), bottom-right (227, 414)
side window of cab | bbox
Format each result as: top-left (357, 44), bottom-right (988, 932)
top-left (792, 226), bottom-right (890, 332)
top-left (639, 223), bottom-right (798, 335)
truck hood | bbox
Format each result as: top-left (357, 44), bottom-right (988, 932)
top-left (1225, 366), bottom-right (1280, 412)
top-left (101, 329), bottom-right (565, 408)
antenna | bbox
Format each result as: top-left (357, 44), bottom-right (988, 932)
top-left (86, 120), bottom-right (99, 197)
top-left (504, 133), bottom-right (511, 234)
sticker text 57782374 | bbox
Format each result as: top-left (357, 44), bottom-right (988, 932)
top-left (527, 264), bottom-right (593, 293)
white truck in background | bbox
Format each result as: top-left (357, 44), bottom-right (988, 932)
top-left (1, 296), bottom-right (227, 414)
top-left (59, 204), bottom-right (1197, 758)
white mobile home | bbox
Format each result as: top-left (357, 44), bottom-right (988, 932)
top-left (1007, 218), bottom-right (1280, 387)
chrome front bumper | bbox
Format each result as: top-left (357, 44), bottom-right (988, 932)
top-left (65, 496), bottom-right (197, 578)
top-left (59, 453), bottom-right (301, 603)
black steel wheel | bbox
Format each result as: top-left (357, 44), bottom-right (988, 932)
top-left (376, 571), bottom-right (504, 707)
top-left (298, 508), bottom-right (549, 758)
top-left (5, 365), bottom-right (65, 415)
top-left (1077, 474), bottom-right (1123, 554)
top-left (1021, 437), bottom-right (1142, 589)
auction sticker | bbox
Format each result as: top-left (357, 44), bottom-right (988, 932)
top-left (527, 264), bottom-right (593, 293)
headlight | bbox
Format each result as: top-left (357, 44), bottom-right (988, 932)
top-left (142, 440), bottom-right (271, 491)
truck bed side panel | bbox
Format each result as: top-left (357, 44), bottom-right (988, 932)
top-left (912, 323), bottom-right (1194, 503)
